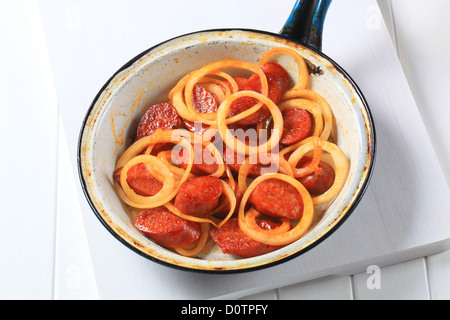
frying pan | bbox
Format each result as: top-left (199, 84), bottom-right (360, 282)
top-left (78, 0), bottom-right (376, 273)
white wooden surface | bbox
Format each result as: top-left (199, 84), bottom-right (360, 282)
top-left (0, 0), bottom-right (449, 300)
top-left (245, 0), bottom-right (450, 300)
top-left (0, 0), bottom-right (58, 299)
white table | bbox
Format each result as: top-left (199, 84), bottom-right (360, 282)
top-left (1, 0), bottom-right (449, 300)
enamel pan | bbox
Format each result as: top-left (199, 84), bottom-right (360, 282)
top-left (78, 0), bottom-right (376, 273)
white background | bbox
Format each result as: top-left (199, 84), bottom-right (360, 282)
top-left (0, 0), bottom-right (449, 299)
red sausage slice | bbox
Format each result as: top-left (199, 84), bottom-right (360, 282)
top-left (297, 157), bottom-right (335, 195)
top-left (249, 178), bottom-right (304, 220)
top-left (256, 62), bottom-right (290, 105)
top-left (223, 144), bottom-right (279, 177)
top-left (182, 120), bottom-right (210, 135)
top-left (182, 85), bottom-right (219, 135)
top-left (210, 218), bottom-right (281, 258)
top-left (136, 102), bottom-right (179, 141)
top-left (223, 76), bottom-right (248, 92)
top-left (174, 144), bottom-right (219, 176)
top-left (174, 176), bottom-right (223, 217)
top-left (113, 163), bottom-right (163, 197)
top-left (222, 144), bottom-right (246, 174)
top-left (229, 62), bottom-right (289, 126)
top-left (280, 108), bottom-right (313, 145)
top-left (221, 127), bottom-right (264, 177)
top-left (192, 84), bottom-right (220, 113)
top-left (232, 77), bottom-right (249, 90)
top-left (213, 179), bottom-right (244, 219)
top-left (134, 207), bottom-right (201, 248)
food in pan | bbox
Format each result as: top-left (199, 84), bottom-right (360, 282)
top-left (113, 47), bottom-right (349, 259)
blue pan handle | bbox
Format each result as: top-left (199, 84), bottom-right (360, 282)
top-left (280, 0), bottom-right (332, 52)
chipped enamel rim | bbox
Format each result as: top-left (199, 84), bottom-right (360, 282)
top-left (78, 29), bottom-right (376, 273)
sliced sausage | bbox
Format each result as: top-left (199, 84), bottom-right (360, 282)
top-left (222, 144), bottom-right (246, 173)
top-left (136, 102), bottom-right (179, 141)
top-left (113, 163), bottom-right (162, 197)
top-left (297, 156), bottom-right (335, 195)
top-left (224, 76), bottom-right (248, 91)
top-left (174, 176), bottom-right (223, 217)
top-left (221, 127), bottom-right (263, 177)
top-left (174, 144), bottom-right (219, 176)
top-left (229, 62), bottom-right (289, 126)
top-left (222, 145), bottom-right (262, 177)
top-left (182, 85), bottom-right (219, 135)
top-left (280, 108), bottom-right (313, 145)
top-left (192, 84), bottom-right (220, 113)
top-left (213, 179), bottom-right (244, 219)
top-left (249, 178), bottom-right (303, 220)
top-left (134, 207), bottom-right (201, 248)
top-left (210, 218), bottom-right (282, 258)
top-left (256, 62), bottom-right (290, 105)
top-left (222, 145), bottom-right (281, 177)
top-left (182, 120), bottom-right (210, 135)
top-left (146, 142), bottom-right (174, 157)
